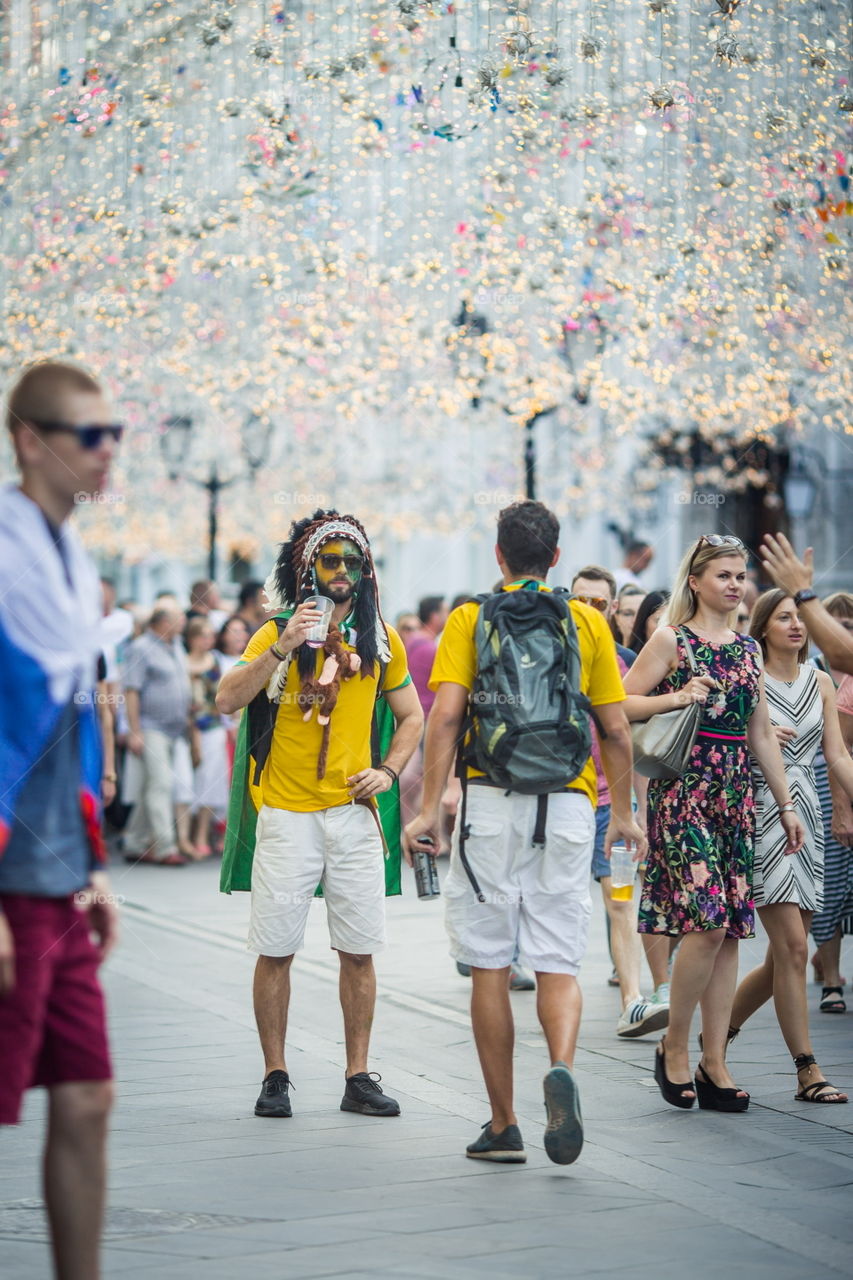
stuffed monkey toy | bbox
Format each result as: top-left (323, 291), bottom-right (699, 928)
top-left (297, 625), bottom-right (362, 778)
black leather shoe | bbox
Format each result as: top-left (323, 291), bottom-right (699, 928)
top-left (255, 1069), bottom-right (293, 1117)
top-left (340, 1072), bottom-right (400, 1116)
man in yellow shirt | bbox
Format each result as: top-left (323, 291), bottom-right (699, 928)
top-left (218, 511), bottom-right (422, 1122)
top-left (405, 501), bottom-right (646, 1166)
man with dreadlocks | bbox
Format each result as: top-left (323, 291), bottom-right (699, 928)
top-left (217, 510), bottom-right (423, 1121)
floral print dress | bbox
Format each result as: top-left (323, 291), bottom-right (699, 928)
top-left (638, 626), bottom-right (762, 939)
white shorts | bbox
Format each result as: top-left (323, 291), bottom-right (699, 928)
top-left (445, 787), bottom-right (595, 975)
top-left (248, 803), bottom-right (386, 957)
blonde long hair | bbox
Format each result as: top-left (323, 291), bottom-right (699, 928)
top-left (663, 538), bottom-right (749, 630)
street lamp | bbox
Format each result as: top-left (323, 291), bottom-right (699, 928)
top-left (521, 406), bottom-right (558, 500)
top-left (782, 451), bottom-right (818, 521)
top-left (159, 412), bottom-right (273, 581)
top-left (448, 297), bottom-right (490, 408)
top-left (559, 313), bottom-right (607, 403)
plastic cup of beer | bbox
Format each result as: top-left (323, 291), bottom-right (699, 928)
top-left (304, 596), bottom-right (334, 648)
top-left (609, 842), bottom-right (638, 901)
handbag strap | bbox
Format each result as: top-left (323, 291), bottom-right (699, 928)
top-left (676, 626), bottom-right (700, 677)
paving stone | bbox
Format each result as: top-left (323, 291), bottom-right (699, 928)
top-left (4, 855), bottom-right (851, 1279)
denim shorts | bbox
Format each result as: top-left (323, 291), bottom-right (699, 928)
top-left (590, 803), bottom-right (611, 881)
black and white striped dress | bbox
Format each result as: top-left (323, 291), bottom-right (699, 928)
top-left (752, 666), bottom-right (824, 910)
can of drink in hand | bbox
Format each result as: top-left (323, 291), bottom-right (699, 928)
top-left (413, 836), bottom-right (441, 899)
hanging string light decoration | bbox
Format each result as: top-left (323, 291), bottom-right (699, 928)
top-left (0, 0), bottom-right (849, 552)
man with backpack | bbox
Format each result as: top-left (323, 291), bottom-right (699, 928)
top-left (405, 501), bottom-right (646, 1166)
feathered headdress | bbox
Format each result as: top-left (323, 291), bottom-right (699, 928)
top-left (263, 509), bottom-right (389, 701)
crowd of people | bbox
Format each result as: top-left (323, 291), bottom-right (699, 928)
top-left (98, 578), bottom-right (268, 865)
top-left (2, 362), bottom-right (853, 1280)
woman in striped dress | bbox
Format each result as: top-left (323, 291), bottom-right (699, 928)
top-left (731, 591), bottom-right (853, 1103)
top-left (810, 592), bottom-right (853, 1011)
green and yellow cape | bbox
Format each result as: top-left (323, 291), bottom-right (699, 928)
top-left (219, 613), bottom-right (402, 896)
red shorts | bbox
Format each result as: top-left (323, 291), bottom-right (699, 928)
top-left (0, 894), bottom-right (112, 1125)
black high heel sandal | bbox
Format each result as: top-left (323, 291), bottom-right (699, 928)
top-left (697, 1026), bottom-right (739, 1054)
top-left (794, 1053), bottom-right (849, 1104)
top-left (694, 1062), bottom-right (749, 1113)
top-left (654, 1040), bottom-right (696, 1109)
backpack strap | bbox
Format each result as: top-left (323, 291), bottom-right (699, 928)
top-left (532, 794), bottom-right (548, 847)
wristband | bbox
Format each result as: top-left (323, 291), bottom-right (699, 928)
top-left (102, 773), bottom-right (117, 783)
top-left (779, 802), bottom-right (796, 814)
top-left (270, 642), bottom-right (287, 662)
top-left (378, 764), bottom-right (398, 784)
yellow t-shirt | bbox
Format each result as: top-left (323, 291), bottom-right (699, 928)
top-left (428, 581), bottom-right (625, 808)
top-left (239, 619), bottom-right (410, 812)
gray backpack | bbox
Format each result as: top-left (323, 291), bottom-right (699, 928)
top-left (463, 585), bottom-right (593, 793)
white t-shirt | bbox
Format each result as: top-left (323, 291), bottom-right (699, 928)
top-left (100, 607), bottom-right (134, 683)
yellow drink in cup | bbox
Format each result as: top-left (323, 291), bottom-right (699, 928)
top-left (609, 842), bottom-right (637, 902)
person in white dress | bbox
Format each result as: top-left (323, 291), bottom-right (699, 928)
top-left (732, 590), bottom-right (853, 1104)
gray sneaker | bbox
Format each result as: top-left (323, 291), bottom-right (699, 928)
top-left (543, 1062), bottom-right (584, 1165)
top-left (466, 1121), bottom-right (526, 1163)
top-left (509, 962), bottom-right (536, 991)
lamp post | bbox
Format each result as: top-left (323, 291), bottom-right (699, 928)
top-left (522, 406), bottom-right (558, 501)
top-left (449, 297), bottom-right (490, 408)
top-left (159, 412), bottom-right (273, 581)
top-left (559, 312), bottom-right (607, 403)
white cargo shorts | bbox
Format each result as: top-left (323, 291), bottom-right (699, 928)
top-left (248, 802), bottom-right (386, 957)
top-left (445, 786), bottom-right (595, 975)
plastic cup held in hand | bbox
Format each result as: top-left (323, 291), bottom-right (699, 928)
top-left (609, 841), bottom-right (637, 902)
top-left (304, 596), bottom-right (334, 648)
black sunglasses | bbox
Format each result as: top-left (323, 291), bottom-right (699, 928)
top-left (317, 553), bottom-right (364, 573)
top-left (31, 420), bottom-right (125, 450)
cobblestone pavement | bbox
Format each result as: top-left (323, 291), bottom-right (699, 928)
top-left (2, 853), bottom-right (852, 1279)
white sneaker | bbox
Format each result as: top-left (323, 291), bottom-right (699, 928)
top-left (652, 982), bottom-right (671, 1005)
top-left (617, 998), bottom-right (670, 1039)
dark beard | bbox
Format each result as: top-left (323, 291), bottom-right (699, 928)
top-left (317, 580), bottom-right (356, 605)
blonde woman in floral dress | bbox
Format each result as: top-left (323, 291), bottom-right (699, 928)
top-left (623, 537), bottom-right (805, 1112)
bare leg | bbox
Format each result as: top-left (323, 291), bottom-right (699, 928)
top-left (175, 802), bottom-right (195, 857)
top-left (338, 952), bottom-right (376, 1077)
top-left (815, 929), bottom-right (842, 989)
top-left (641, 933), bottom-right (671, 991)
top-left (470, 966), bottom-right (515, 1131)
top-left (535, 972), bottom-right (583, 1067)
top-left (731, 943), bottom-right (774, 1031)
top-left (194, 807), bottom-right (211, 850)
top-left (253, 954), bottom-right (293, 1075)
top-left (663, 930), bottom-right (728, 1094)
top-left (600, 882), bottom-right (641, 1006)
top-left (44, 1079), bottom-right (113, 1280)
top-left (760, 905), bottom-right (813, 1057)
top-left (698, 938), bottom-right (747, 1094)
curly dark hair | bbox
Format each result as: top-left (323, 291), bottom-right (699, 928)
top-left (273, 508), bottom-right (382, 680)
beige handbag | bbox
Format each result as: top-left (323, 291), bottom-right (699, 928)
top-left (631, 627), bottom-right (702, 780)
